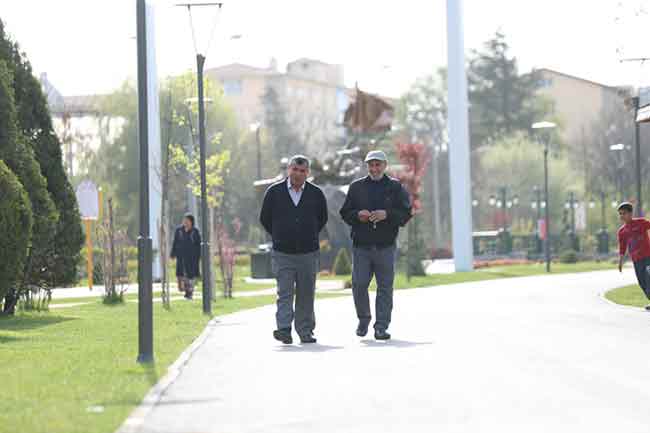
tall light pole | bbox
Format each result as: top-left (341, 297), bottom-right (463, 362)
top-left (446, 0), bottom-right (474, 271)
top-left (136, 0), bottom-right (153, 363)
top-left (177, 2), bottom-right (223, 315)
top-left (250, 122), bottom-right (262, 179)
top-left (196, 52), bottom-right (212, 315)
top-left (533, 121), bottom-right (556, 273)
top-left (610, 143), bottom-right (627, 203)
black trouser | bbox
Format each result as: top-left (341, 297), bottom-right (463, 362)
top-left (352, 245), bottom-right (396, 332)
top-left (633, 257), bottom-right (650, 300)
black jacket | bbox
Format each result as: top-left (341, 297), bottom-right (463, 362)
top-left (259, 179), bottom-right (328, 254)
top-left (339, 175), bottom-right (411, 248)
top-left (171, 226), bottom-right (201, 279)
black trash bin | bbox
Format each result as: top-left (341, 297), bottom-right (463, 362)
top-left (251, 250), bottom-right (273, 279)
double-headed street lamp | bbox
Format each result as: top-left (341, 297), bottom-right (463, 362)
top-left (564, 191), bottom-right (579, 251)
top-left (177, 2), bottom-right (223, 315)
top-left (488, 187), bottom-right (518, 254)
top-left (532, 121), bottom-right (556, 273)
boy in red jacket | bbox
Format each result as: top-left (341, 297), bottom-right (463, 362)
top-left (617, 202), bottom-right (650, 311)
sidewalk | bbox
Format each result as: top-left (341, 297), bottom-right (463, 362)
top-left (118, 270), bottom-right (649, 433)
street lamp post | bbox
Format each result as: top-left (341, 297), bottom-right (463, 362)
top-left (565, 191), bottom-right (579, 251)
top-left (135, 0), bottom-right (153, 363)
top-left (250, 122), bottom-right (262, 180)
top-left (595, 191), bottom-right (610, 254)
top-left (532, 186), bottom-right (544, 254)
top-left (610, 143), bottom-right (627, 203)
top-left (196, 53), bottom-right (212, 315)
top-left (489, 186), bottom-right (516, 254)
top-left (532, 121), bottom-right (557, 273)
top-left (177, 2), bottom-right (223, 315)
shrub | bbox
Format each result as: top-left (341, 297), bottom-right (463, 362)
top-left (332, 248), bottom-right (352, 275)
top-left (559, 249), bottom-right (579, 264)
top-left (0, 160), bottom-right (33, 301)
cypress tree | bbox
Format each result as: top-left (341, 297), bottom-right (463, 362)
top-left (0, 60), bottom-right (58, 283)
top-left (0, 19), bottom-right (83, 286)
top-left (0, 159), bottom-right (32, 301)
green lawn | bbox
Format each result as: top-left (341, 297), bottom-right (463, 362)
top-left (605, 284), bottom-right (649, 308)
top-left (0, 296), bottom-right (276, 433)
top-left (360, 260), bottom-right (616, 290)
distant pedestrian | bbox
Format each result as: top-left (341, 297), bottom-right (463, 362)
top-left (171, 213), bottom-right (201, 300)
top-left (260, 155), bottom-right (328, 344)
top-left (340, 150), bottom-right (411, 340)
top-left (617, 202), bottom-right (650, 311)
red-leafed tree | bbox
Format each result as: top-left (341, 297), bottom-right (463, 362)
top-left (395, 142), bottom-right (431, 280)
top-left (216, 217), bottom-right (241, 298)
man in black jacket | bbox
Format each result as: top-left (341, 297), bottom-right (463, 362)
top-left (339, 150), bottom-right (411, 340)
top-left (260, 155), bottom-right (328, 344)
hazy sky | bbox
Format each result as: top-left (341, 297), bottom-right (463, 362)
top-left (2, 0), bottom-right (649, 97)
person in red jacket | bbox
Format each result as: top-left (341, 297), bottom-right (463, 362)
top-left (617, 202), bottom-right (650, 311)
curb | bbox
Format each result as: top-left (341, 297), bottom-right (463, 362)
top-left (114, 316), bottom-right (222, 433)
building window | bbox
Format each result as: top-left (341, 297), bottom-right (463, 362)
top-left (223, 79), bottom-right (243, 96)
top-left (537, 78), bottom-right (553, 89)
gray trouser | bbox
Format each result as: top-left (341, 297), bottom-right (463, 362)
top-left (352, 245), bottom-right (396, 332)
top-left (272, 250), bottom-right (319, 335)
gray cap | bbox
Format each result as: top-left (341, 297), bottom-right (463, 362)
top-left (364, 150), bottom-right (388, 163)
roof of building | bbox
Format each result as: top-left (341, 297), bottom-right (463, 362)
top-left (536, 68), bottom-right (620, 91)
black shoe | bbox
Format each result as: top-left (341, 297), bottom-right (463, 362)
top-left (273, 329), bottom-right (293, 344)
top-left (299, 334), bottom-right (317, 344)
top-left (645, 304), bottom-right (650, 311)
top-left (374, 329), bottom-right (391, 340)
top-left (356, 322), bottom-right (369, 337)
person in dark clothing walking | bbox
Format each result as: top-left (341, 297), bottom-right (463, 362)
top-left (617, 202), bottom-right (650, 311)
top-left (171, 214), bottom-right (201, 300)
top-left (260, 155), bottom-right (328, 344)
top-left (339, 150), bottom-right (412, 340)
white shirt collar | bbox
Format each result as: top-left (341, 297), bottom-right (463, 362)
top-left (287, 177), bottom-right (305, 192)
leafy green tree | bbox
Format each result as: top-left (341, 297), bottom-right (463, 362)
top-left (0, 19), bottom-right (83, 286)
top-left (0, 60), bottom-right (58, 284)
top-left (0, 159), bottom-right (32, 301)
top-left (88, 73), bottom-right (239, 239)
top-left (477, 133), bottom-right (581, 229)
top-left (468, 31), bottom-right (553, 149)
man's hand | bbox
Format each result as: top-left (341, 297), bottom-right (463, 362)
top-left (358, 210), bottom-right (371, 223)
top-left (618, 256), bottom-right (624, 273)
top-left (369, 210), bottom-right (387, 223)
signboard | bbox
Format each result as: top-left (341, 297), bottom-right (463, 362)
top-left (75, 180), bottom-right (99, 220)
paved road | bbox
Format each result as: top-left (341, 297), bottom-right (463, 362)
top-left (122, 270), bottom-right (650, 433)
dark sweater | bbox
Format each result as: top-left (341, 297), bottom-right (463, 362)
top-left (339, 175), bottom-right (411, 248)
top-left (259, 179), bottom-right (328, 254)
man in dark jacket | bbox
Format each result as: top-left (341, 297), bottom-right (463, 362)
top-left (171, 214), bottom-right (201, 300)
top-left (260, 155), bottom-right (328, 344)
top-left (339, 150), bottom-right (411, 340)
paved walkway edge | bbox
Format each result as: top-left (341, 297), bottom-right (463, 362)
top-left (115, 316), bottom-right (222, 433)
